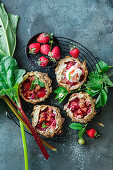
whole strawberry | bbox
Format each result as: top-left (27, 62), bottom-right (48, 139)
top-left (37, 33), bottom-right (50, 44)
top-left (70, 47), bottom-right (80, 58)
top-left (86, 129), bottom-right (99, 138)
top-left (29, 43), bottom-right (40, 54)
top-left (38, 56), bottom-right (49, 67)
top-left (40, 44), bottom-right (50, 55)
top-left (48, 46), bottom-right (60, 61)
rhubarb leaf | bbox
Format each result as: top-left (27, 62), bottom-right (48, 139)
top-left (0, 3), bottom-right (19, 58)
top-left (0, 56), bottom-right (26, 101)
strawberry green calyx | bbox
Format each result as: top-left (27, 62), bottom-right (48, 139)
top-left (49, 56), bottom-right (56, 63)
top-left (43, 33), bottom-right (49, 37)
top-left (29, 48), bottom-right (36, 54)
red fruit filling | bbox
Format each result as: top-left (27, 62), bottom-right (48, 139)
top-left (61, 61), bottom-right (85, 87)
top-left (36, 107), bottom-right (56, 131)
top-left (68, 97), bottom-right (92, 119)
top-left (21, 76), bottom-right (46, 100)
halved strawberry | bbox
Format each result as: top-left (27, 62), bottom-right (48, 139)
top-left (37, 33), bottom-right (50, 43)
top-left (29, 43), bottom-right (40, 54)
top-left (40, 44), bottom-right (50, 55)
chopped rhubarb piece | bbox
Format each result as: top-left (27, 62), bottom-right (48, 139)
top-left (68, 96), bottom-right (92, 119)
top-left (36, 107), bottom-right (56, 131)
top-left (65, 61), bottom-right (76, 69)
top-left (79, 74), bottom-right (85, 82)
top-left (86, 101), bottom-right (92, 107)
top-left (87, 107), bottom-right (91, 114)
top-left (80, 107), bottom-right (87, 114)
top-left (70, 101), bottom-right (78, 112)
top-left (22, 80), bottom-right (31, 93)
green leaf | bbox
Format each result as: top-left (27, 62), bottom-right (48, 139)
top-left (29, 77), bottom-right (45, 91)
top-left (37, 79), bottom-right (45, 87)
top-left (0, 56), bottom-right (26, 101)
top-left (104, 83), bottom-right (108, 93)
top-left (85, 71), bottom-right (103, 90)
top-left (29, 80), bottom-right (36, 91)
top-left (54, 87), bottom-right (68, 93)
top-left (95, 93), bottom-right (102, 108)
top-left (54, 87), bottom-right (68, 103)
top-left (103, 73), bottom-right (113, 87)
top-left (14, 69), bottom-right (26, 84)
top-left (59, 94), bottom-right (68, 103)
top-left (55, 93), bottom-right (59, 99)
top-left (42, 121), bottom-right (48, 129)
top-left (78, 128), bottom-right (86, 139)
top-left (69, 123), bottom-right (83, 130)
top-left (95, 94), bottom-right (101, 105)
top-left (0, 83), bottom-right (19, 100)
top-left (96, 61), bottom-right (109, 73)
top-left (0, 3), bottom-right (19, 58)
top-left (85, 89), bottom-right (100, 97)
top-left (100, 89), bottom-right (107, 107)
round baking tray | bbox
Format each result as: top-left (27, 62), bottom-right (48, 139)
top-left (6, 37), bottom-right (101, 140)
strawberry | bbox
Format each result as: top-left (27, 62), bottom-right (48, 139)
top-left (37, 33), bottom-right (50, 43)
top-left (29, 43), bottom-right (40, 54)
top-left (70, 47), bottom-right (80, 58)
top-left (40, 44), bottom-right (50, 55)
top-left (38, 56), bottom-right (49, 67)
top-left (86, 129), bottom-right (99, 138)
top-left (48, 46), bottom-right (60, 61)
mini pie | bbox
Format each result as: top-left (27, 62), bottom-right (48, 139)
top-left (64, 92), bottom-right (96, 123)
top-left (55, 56), bottom-right (88, 91)
top-left (19, 71), bottom-right (52, 104)
top-left (32, 105), bottom-right (64, 137)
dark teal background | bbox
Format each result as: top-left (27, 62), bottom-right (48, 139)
top-left (0, 0), bottom-right (113, 170)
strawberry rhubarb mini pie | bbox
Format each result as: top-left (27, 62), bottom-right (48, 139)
top-left (32, 105), bottom-right (64, 137)
top-left (64, 92), bottom-right (96, 123)
top-left (19, 71), bottom-right (52, 104)
top-left (55, 56), bottom-right (88, 91)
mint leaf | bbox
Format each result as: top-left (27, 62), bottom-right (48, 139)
top-left (29, 80), bottom-right (36, 91)
top-left (37, 79), bottom-right (45, 87)
top-left (42, 121), bottom-right (48, 129)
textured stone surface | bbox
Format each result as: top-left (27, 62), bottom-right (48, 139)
top-left (0, 0), bottom-right (113, 170)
